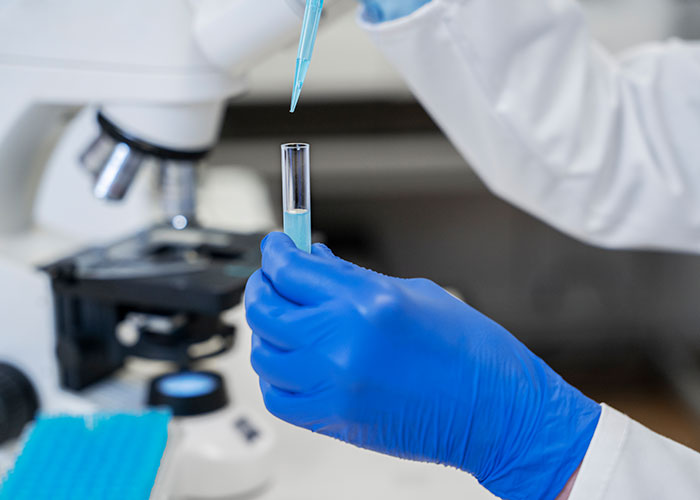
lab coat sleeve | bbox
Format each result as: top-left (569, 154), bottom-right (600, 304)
top-left (569, 404), bottom-right (700, 499)
top-left (359, 0), bottom-right (700, 252)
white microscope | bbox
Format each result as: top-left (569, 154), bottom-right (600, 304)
top-left (0, 0), bottom-right (349, 498)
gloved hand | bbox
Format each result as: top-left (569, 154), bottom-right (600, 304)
top-left (245, 232), bottom-right (601, 500)
top-left (359, 0), bottom-right (432, 23)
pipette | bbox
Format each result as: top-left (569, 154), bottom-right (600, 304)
top-left (290, 0), bottom-right (324, 113)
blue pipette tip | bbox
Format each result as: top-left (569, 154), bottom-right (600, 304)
top-left (290, 88), bottom-right (300, 113)
top-left (290, 0), bottom-right (322, 113)
top-left (290, 58), bottom-right (307, 113)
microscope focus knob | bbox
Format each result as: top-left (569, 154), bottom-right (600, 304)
top-left (0, 363), bottom-right (39, 445)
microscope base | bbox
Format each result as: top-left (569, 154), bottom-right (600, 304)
top-left (168, 406), bottom-right (275, 499)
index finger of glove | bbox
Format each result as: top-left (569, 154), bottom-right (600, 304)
top-left (261, 232), bottom-right (355, 306)
top-left (246, 270), bottom-right (303, 348)
top-left (247, 267), bottom-right (349, 351)
top-left (251, 334), bottom-right (329, 394)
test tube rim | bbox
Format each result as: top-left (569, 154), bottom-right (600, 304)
top-left (281, 143), bottom-right (310, 150)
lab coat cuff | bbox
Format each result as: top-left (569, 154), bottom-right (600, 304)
top-left (568, 404), bottom-right (630, 500)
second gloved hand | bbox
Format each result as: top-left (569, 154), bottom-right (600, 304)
top-left (359, 0), bottom-right (432, 23)
top-left (246, 233), bottom-right (601, 500)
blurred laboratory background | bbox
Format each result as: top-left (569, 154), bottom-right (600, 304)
top-left (4, 0), bottom-right (700, 498)
top-left (213, 0), bottom-right (700, 451)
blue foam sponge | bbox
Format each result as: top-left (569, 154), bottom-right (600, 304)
top-left (0, 411), bottom-right (171, 500)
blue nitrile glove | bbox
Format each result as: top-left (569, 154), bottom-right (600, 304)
top-left (245, 232), bottom-right (601, 500)
top-left (360, 0), bottom-right (432, 23)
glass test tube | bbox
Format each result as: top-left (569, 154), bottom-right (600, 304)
top-left (281, 143), bottom-right (311, 253)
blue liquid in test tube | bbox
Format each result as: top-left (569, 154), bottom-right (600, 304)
top-left (281, 144), bottom-right (312, 253)
top-left (284, 209), bottom-right (311, 253)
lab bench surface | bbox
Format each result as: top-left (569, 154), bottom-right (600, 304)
top-left (255, 419), bottom-right (494, 500)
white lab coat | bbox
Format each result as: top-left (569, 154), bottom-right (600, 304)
top-left (359, 0), bottom-right (700, 498)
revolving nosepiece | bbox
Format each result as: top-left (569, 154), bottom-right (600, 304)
top-left (80, 112), bottom-right (206, 229)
